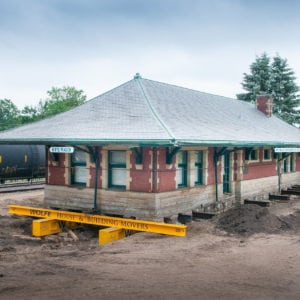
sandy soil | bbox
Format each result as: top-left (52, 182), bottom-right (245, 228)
top-left (1, 190), bottom-right (300, 300)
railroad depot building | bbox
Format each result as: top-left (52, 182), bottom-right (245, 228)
top-left (1, 74), bottom-right (300, 220)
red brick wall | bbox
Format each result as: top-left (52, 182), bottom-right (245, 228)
top-left (157, 148), bottom-right (176, 192)
top-left (47, 146), bottom-right (293, 192)
top-left (207, 148), bottom-right (220, 184)
top-left (242, 149), bottom-right (277, 180)
top-left (296, 154), bottom-right (300, 171)
top-left (129, 147), bottom-right (177, 192)
top-left (48, 153), bottom-right (66, 185)
top-left (130, 147), bottom-right (152, 192)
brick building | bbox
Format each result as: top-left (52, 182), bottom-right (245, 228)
top-left (1, 74), bottom-right (300, 220)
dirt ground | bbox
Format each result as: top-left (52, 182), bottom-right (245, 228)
top-left (1, 190), bottom-right (300, 300)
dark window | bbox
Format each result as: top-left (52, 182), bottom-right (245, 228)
top-left (248, 149), bottom-right (258, 161)
top-left (223, 152), bottom-right (231, 193)
top-left (290, 153), bottom-right (295, 172)
top-left (263, 149), bottom-right (271, 160)
top-left (177, 151), bottom-right (187, 188)
top-left (195, 151), bottom-right (204, 185)
top-left (108, 151), bottom-right (126, 189)
top-left (283, 157), bottom-right (288, 173)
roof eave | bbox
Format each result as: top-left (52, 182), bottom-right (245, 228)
top-left (0, 137), bottom-right (299, 148)
top-left (177, 140), bottom-right (300, 148)
top-left (0, 138), bottom-right (176, 147)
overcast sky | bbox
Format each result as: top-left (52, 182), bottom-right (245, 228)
top-left (1, 0), bottom-right (300, 108)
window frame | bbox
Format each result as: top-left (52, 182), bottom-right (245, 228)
top-left (247, 149), bottom-right (259, 162)
top-left (290, 153), bottom-right (295, 172)
top-left (263, 148), bottom-right (272, 161)
top-left (177, 151), bottom-right (188, 188)
top-left (108, 150), bottom-right (127, 190)
top-left (283, 157), bottom-right (288, 173)
top-left (194, 150), bottom-right (204, 186)
top-left (71, 149), bottom-right (87, 186)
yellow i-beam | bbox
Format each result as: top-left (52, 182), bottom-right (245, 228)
top-left (8, 205), bottom-right (186, 237)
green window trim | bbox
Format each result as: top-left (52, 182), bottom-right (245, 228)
top-left (194, 151), bottom-right (204, 185)
top-left (283, 158), bottom-right (288, 173)
top-left (263, 149), bottom-right (271, 161)
top-left (290, 153), bottom-right (295, 172)
top-left (247, 149), bottom-right (259, 161)
top-left (223, 152), bottom-right (231, 193)
top-left (71, 149), bottom-right (87, 186)
top-left (177, 151), bottom-right (187, 188)
top-left (108, 150), bottom-right (126, 190)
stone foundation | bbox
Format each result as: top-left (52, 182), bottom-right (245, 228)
top-left (44, 184), bottom-right (217, 220)
top-left (237, 172), bottom-right (300, 203)
top-left (44, 172), bottom-right (300, 220)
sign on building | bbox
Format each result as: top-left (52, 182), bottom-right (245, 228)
top-left (49, 147), bottom-right (74, 153)
top-left (274, 148), bottom-right (300, 153)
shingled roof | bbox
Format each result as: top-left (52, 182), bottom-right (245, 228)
top-left (0, 74), bottom-right (300, 147)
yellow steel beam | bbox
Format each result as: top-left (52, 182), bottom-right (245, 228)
top-left (99, 228), bottom-right (126, 245)
top-left (32, 219), bottom-right (61, 236)
top-left (8, 205), bottom-right (186, 237)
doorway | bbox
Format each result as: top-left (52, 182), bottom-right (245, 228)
top-left (223, 152), bottom-right (231, 193)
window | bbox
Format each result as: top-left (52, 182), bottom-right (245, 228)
top-left (71, 149), bottom-right (86, 186)
top-left (290, 153), bottom-right (295, 172)
top-left (263, 149), bottom-right (271, 160)
top-left (247, 149), bottom-right (258, 161)
top-left (223, 152), bottom-right (231, 193)
top-left (108, 151), bottom-right (126, 189)
top-left (194, 151), bottom-right (204, 185)
top-left (176, 151), bottom-right (187, 188)
top-left (283, 158), bottom-right (288, 173)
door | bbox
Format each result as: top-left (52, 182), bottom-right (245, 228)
top-left (223, 152), bottom-right (230, 193)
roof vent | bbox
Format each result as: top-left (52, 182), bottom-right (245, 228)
top-left (134, 73), bottom-right (142, 80)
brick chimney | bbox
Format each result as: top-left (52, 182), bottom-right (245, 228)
top-left (256, 94), bottom-right (273, 117)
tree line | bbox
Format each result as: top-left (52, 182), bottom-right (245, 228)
top-left (0, 86), bottom-right (86, 131)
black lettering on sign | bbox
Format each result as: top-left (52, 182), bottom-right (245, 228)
top-left (30, 209), bottom-right (51, 218)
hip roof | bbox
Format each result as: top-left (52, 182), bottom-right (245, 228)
top-left (0, 75), bottom-right (299, 147)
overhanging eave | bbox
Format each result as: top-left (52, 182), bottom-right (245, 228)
top-left (0, 137), bottom-right (299, 149)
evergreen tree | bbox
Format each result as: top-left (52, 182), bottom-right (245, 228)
top-left (237, 53), bottom-right (271, 103)
top-left (237, 53), bottom-right (300, 125)
top-left (270, 55), bottom-right (300, 124)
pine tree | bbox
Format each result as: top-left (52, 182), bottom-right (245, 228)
top-left (237, 53), bottom-right (300, 125)
top-left (237, 53), bottom-right (271, 103)
top-left (270, 55), bottom-right (300, 124)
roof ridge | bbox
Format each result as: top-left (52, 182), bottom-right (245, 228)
top-left (141, 77), bottom-right (237, 101)
top-left (86, 78), bottom-right (134, 104)
top-left (135, 77), bottom-right (176, 141)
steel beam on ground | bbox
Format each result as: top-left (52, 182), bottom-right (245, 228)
top-left (281, 190), bottom-right (300, 195)
top-left (8, 205), bottom-right (186, 237)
